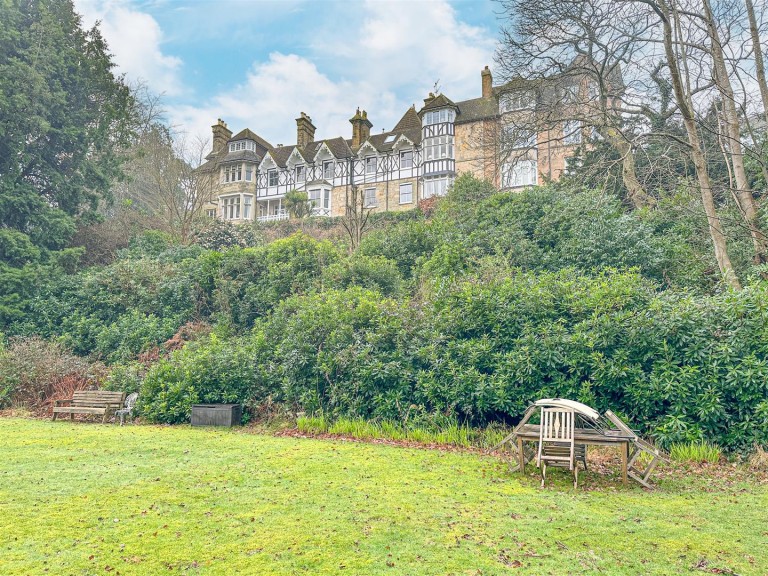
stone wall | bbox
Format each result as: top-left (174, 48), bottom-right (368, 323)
top-left (330, 178), bottom-right (419, 217)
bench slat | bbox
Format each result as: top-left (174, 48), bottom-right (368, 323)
top-left (52, 390), bottom-right (125, 422)
top-left (53, 407), bottom-right (109, 414)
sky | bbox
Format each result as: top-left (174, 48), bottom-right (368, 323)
top-left (73, 0), bottom-right (504, 149)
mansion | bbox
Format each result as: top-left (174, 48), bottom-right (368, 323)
top-left (199, 66), bottom-right (586, 222)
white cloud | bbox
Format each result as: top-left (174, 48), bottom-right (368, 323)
top-left (74, 0), bottom-right (185, 97)
top-left (170, 52), bottom-right (401, 149)
top-left (74, 0), bottom-right (498, 150)
top-left (172, 0), bottom-right (496, 149)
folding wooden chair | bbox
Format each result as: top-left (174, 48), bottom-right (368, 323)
top-left (537, 407), bottom-right (578, 488)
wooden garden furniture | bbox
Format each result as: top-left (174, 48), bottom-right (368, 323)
top-left (494, 398), bottom-right (669, 488)
top-left (52, 390), bottom-right (126, 424)
top-left (537, 406), bottom-right (578, 488)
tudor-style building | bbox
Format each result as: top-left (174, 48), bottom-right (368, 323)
top-left (199, 66), bottom-right (588, 223)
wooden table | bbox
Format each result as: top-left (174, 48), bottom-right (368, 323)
top-left (512, 424), bottom-right (634, 485)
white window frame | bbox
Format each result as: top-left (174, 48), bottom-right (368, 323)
top-left (245, 165), bottom-right (253, 181)
top-left (295, 164), bottom-right (305, 181)
top-left (308, 187), bottom-right (331, 216)
top-left (502, 160), bottom-right (538, 188)
top-left (500, 91), bottom-right (534, 113)
top-left (268, 169), bottom-right (278, 187)
top-left (423, 176), bottom-right (451, 199)
top-left (399, 182), bottom-right (413, 204)
top-left (563, 120), bottom-right (582, 145)
top-left (504, 128), bottom-right (536, 149)
top-left (365, 156), bottom-right (377, 175)
top-left (223, 164), bottom-right (242, 183)
top-left (423, 108), bottom-right (456, 126)
top-left (400, 150), bottom-right (413, 169)
top-left (364, 187), bottom-right (377, 207)
top-left (424, 135), bottom-right (454, 161)
top-left (243, 195), bottom-right (253, 219)
top-left (222, 195), bottom-right (241, 220)
top-left (228, 140), bottom-right (256, 153)
top-left (323, 160), bottom-right (334, 180)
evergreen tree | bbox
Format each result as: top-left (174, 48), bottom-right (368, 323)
top-left (0, 0), bottom-right (136, 324)
top-left (0, 0), bottom-right (136, 253)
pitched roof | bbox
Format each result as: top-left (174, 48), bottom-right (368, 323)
top-left (419, 93), bottom-right (458, 114)
top-left (220, 149), bottom-right (263, 164)
top-left (392, 106), bottom-right (421, 132)
top-left (269, 145), bottom-right (296, 168)
top-left (322, 136), bottom-right (353, 159)
top-left (230, 128), bottom-right (273, 151)
top-left (455, 96), bottom-right (499, 125)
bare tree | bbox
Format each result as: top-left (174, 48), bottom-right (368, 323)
top-left (495, 0), bottom-right (658, 208)
top-left (700, 0), bottom-right (767, 263)
top-left (340, 185), bottom-right (374, 252)
top-left (638, 0), bottom-right (741, 287)
top-left (165, 135), bottom-right (217, 242)
top-left (745, 0), bottom-right (768, 119)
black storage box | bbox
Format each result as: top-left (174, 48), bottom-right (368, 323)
top-left (191, 404), bottom-right (242, 427)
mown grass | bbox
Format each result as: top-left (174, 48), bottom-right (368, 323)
top-left (1, 418), bottom-right (766, 575)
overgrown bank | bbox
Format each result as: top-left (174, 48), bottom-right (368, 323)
top-left (2, 176), bottom-right (768, 453)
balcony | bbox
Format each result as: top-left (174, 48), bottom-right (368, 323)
top-left (257, 210), bottom-right (289, 223)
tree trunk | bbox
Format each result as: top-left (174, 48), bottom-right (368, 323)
top-left (745, 0), bottom-right (768, 120)
top-left (703, 0), bottom-right (767, 264)
top-left (654, 0), bottom-right (741, 288)
top-left (605, 128), bottom-right (655, 208)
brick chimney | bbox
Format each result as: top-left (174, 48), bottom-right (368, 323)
top-left (296, 112), bottom-right (316, 148)
top-left (423, 92), bottom-right (437, 107)
top-left (481, 66), bottom-right (493, 98)
top-left (350, 108), bottom-right (373, 148)
top-left (211, 118), bottom-right (232, 153)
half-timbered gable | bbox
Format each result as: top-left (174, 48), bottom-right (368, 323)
top-left (199, 63), bottom-right (600, 223)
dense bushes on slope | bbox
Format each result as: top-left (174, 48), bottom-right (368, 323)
top-left (3, 175), bottom-right (767, 452)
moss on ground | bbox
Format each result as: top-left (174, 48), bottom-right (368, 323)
top-left (0, 418), bottom-right (765, 575)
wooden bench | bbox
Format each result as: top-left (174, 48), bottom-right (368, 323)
top-left (52, 390), bottom-right (126, 424)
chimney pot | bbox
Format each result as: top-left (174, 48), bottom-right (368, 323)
top-left (296, 112), bottom-right (316, 148)
top-left (481, 66), bottom-right (493, 98)
top-left (350, 107), bottom-right (373, 148)
top-left (211, 118), bottom-right (232, 154)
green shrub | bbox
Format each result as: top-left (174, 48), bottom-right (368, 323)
top-left (214, 233), bottom-right (339, 331)
top-left (102, 362), bottom-right (146, 396)
top-left (259, 287), bottom-right (414, 419)
top-left (139, 335), bottom-right (269, 424)
top-left (321, 254), bottom-right (403, 297)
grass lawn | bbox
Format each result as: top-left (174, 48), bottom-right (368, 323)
top-left (0, 418), bottom-right (765, 575)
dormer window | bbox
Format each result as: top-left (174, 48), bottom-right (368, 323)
top-left (323, 160), bottom-right (334, 180)
top-left (500, 91), bottom-right (535, 113)
top-left (268, 169), bottom-right (278, 187)
top-left (423, 108), bottom-right (456, 126)
top-left (365, 156), bottom-right (377, 174)
top-left (229, 140), bottom-right (256, 153)
top-left (400, 150), bottom-right (413, 169)
top-left (295, 164), bottom-right (305, 181)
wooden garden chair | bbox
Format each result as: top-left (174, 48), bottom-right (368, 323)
top-left (537, 407), bottom-right (578, 488)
